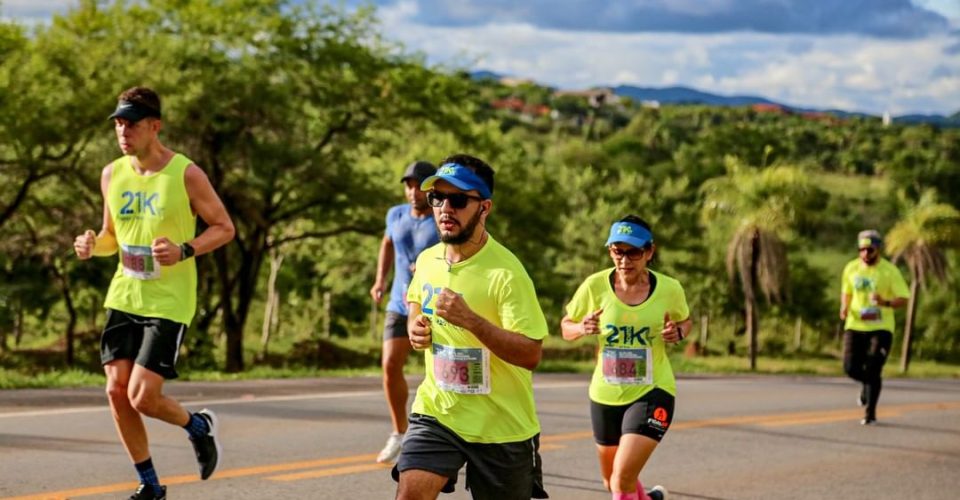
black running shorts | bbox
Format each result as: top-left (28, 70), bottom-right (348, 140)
top-left (590, 387), bottom-right (676, 445)
top-left (382, 311), bottom-right (409, 340)
top-left (391, 413), bottom-right (548, 499)
top-left (100, 309), bottom-right (187, 379)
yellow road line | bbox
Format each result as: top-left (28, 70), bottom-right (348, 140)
top-left (267, 463), bottom-right (391, 481)
top-left (4, 401), bottom-right (959, 499)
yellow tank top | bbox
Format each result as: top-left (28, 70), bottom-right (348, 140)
top-left (103, 153), bottom-right (197, 325)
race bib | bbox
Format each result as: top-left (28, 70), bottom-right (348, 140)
top-left (602, 347), bottom-right (653, 385)
top-left (120, 244), bottom-right (160, 280)
top-left (859, 306), bottom-right (882, 322)
top-left (432, 343), bottom-right (490, 395)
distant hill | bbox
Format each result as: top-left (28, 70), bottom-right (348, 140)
top-left (469, 70), bottom-right (959, 127)
top-left (612, 85), bottom-right (778, 107)
top-left (894, 113), bottom-right (960, 127)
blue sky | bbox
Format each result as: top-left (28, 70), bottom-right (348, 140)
top-left (3, 0), bottom-right (958, 115)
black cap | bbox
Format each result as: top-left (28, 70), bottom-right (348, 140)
top-left (108, 100), bottom-right (161, 122)
top-left (400, 161), bottom-right (437, 183)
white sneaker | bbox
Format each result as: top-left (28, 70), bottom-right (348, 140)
top-left (376, 432), bottom-right (404, 464)
top-left (648, 485), bottom-right (669, 500)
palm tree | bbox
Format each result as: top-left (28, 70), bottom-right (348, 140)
top-left (884, 191), bottom-right (960, 373)
top-left (701, 156), bottom-right (820, 369)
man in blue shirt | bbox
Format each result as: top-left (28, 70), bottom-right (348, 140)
top-left (370, 160), bottom-right (440, 463)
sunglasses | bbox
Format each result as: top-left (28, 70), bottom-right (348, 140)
top-left (859, 247), bottom-right (877, 253)
top-left (426, 191), bottom-right (484, 209)
top-left (609, 246), bottom-right (647, 261)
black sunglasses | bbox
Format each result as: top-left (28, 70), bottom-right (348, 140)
top-left (609, 246), bottom-right (647, 261)
top-left (426, 191), bottom-right (484, 209)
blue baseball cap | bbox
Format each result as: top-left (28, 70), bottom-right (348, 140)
top-left (605, 221), bottom-right (654, 248)
top-left (420, 163), bottom-right (492, 199)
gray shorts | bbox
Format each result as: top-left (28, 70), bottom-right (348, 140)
top-left (383, 311), bottom-right (408, 340)
top-left (391, 413), bottom-right (548, 499)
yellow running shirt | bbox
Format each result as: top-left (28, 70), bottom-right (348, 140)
top-left (406, 236), bottom-right (548, 443)
top-left (565, 268), bottom-right (689, 405)
top-left (841, 258), bottom-right (910, 333)
top-left (103, 154), bottom-right (197, 325)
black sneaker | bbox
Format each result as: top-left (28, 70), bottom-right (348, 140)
top-left (129, 484), bottom-right (166, 500)
top-left (190, 408), bottom-right (221, 480)
top-left (861, 415), bottom-right (877, 425)
top-left (647, 485), bottom-right (669, 500)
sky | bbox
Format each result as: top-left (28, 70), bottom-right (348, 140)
top-left (2, 0), bottom-right (959, 116)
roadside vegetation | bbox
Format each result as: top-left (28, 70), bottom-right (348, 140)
top-left (2, 1), bottom-right (958, 388)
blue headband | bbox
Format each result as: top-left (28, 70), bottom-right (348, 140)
top-left (605, 222), bottom-right (653, 248)
top-left (420, 163), bottom-right (492, 199)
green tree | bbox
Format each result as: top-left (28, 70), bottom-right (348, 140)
top-left (885, 190), bottom-right (960, 372)
top-left (701, 157), bottom-right (823, 369)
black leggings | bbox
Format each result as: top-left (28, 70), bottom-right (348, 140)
top-left (843, 330), bottom-right (893, 416)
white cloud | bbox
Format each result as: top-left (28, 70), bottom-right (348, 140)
top-left (378, 4), bottom-right (960, 115)
top-left (4, 0), bottom-right (957, 115)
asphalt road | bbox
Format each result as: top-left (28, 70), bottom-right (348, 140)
top-left (1, 373), bottom-right (958, 499)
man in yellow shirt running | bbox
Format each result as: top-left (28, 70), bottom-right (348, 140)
top-left (392, 154), bottom-right (549, 500)
top-left (839, 229), bottom-right (910, 425)
top-left (73, 87), bottom-right (235, 500)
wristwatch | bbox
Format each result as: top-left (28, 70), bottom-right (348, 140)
top-left (179, 242), bottom-right (196, 261)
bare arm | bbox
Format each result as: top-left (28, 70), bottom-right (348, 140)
top-left (878, 296), bottom-right (908, 308)
top-left (370, 235), bottom-right (395, 304)
top-left (183, 164), bottom-right (235, 256)
top-left (560, 308), bottom-right (603, 341)
top-left (839, 292), bottom-right (851, 320)
top-left (434, 289), bottom-right (542, 371)
top-left (75, 164), bottom-right (118, 258)
top-left (661, 314), bottom-right (693, 344)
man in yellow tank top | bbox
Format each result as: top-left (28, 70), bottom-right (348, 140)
top-left (73, 87), bottom-right (235, 500)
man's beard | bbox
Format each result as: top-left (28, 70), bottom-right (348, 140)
top-left (440, 209), bottom-right (482, 245)
top-left (862, 253), bottom-right (879, 265)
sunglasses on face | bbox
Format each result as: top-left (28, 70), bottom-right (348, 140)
top-left (426, 191), bottom-right (484, 209)
top-left (609, 246), bottom-right (646, 261)
top-left (859, 247), bottom-right (877, 254)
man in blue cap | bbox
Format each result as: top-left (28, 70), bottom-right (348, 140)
top-left (370, 161), bottom-right (440, 463)
top-left (392, 154), bottom-right (549, 499)
top-left (839, 229), bottom-right (910, 425)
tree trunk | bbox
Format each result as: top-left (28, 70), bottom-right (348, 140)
top-left (53, 263), bottom-right (78, 366)
top-left (259, 250), bottom-right (284, 360)
top-left (900, 269), bottom-right (921, 373)
top-left (747, 230), bottom-right (760, 370)
top-left (217, 232), bottom-right (267, 373)
top-left (700, 313), bottom-right (709, 356)
top-left (794, 317), bottom-right (803, 351)
top-left (746, 297), bottom-right (757, 370)
top-left (14, 299), bottom-right (24, 347)
top-left (323, 291), bottom-right (332, 339)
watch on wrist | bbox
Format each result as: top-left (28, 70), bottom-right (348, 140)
top-left (180, 242), bottom-right (196, 261)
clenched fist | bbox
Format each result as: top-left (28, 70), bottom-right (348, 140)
top-left (409, 314), bottom-right (432, 350)
top-left (74, 230), bottom-right (97, 260)
top-left (151, 237), bottom-right (182, 266)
